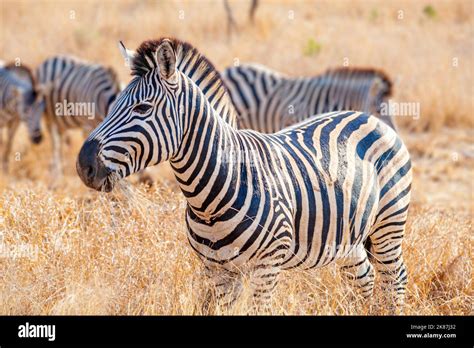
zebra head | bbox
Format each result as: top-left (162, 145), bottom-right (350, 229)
top-left (77, 39), bottom-right (182, 192)
top-left (7, 65), bottom-right (44, 144)
top-left (20, 85), bottom-right (46, 144)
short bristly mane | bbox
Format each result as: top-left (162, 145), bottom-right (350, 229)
top-left (324, 66), bottom-right (393, 98)
top-left (131, 38), bottom-right (237, 127)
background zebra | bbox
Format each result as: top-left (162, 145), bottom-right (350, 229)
top-left (222, 63), bottom-right (396, 133)
top-left (31, 55), bottom-right (121, 174)
top-left (76, 38), bottom-right (412, 313)
top-left (0, 62), bottom-right (43, 173)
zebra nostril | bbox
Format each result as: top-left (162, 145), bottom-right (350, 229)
top-left (32, 134), bottom-right (42, 144)
top-left (86, 165), bottom-right (95, 180)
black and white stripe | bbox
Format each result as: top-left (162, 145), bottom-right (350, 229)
top-left (0, 62), bottom-right (43, 173)
top-left (77, 38), bottom-right (411, 313)
top-left (222, 63), bottom-right (396, 133)
top-left (34, 55), bottom-right (121, 173)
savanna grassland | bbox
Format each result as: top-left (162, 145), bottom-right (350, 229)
top-left (0, 0), bottom-right (472, 314)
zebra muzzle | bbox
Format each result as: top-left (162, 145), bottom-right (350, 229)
top-left (76, 139), bottom-right (113, 192)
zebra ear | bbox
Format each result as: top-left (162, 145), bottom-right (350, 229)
top-left (118, 41), bottom-right (136, 69)
top-left (156, 39), bottom-right (176, 81)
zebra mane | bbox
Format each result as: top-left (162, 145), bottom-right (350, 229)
top-left (323, 67), bottom-right (393, 97)
top-left (131, 38), bottom-right (237, 126)
top-left (132, 38), bottom-right (214, 77)
top-left (133, 38), bottom-right (222, 87)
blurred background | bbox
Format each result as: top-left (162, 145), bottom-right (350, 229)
top-left (0, 0), bottom-right (472, 315)
top-left (2, 0), bottom-right (472, 127)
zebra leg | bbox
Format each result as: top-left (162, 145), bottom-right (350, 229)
top-left (249, 264), bottom-right (281, 314)
top-left (202, 266), bottom-right (242, 314)
top-left (249, 235), bottom-right (291, 314)
top-left (369, 229), bottom-right (408, 314)
top-left (2, 119), bottom-right (19, 174)
top-left (339, 246), bottom-right (375, 300)
top-left (245, 226), bottom-right (292, 314)
top-left (49, 122), bottom-right (63, 176)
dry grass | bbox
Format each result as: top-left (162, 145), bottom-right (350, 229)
top-left (0, 0), bottom-right (472, 315)
top-left (0, 158), bottom-right (472, 315)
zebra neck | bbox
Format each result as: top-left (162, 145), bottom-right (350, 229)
top-left (169, 85), bottom-right (243, 222)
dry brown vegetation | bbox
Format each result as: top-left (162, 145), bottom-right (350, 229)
top-left (0, 0), bottom-right (472, 315)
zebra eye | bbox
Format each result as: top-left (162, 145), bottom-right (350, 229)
top-left (132, 103), bottom-right (152, 115)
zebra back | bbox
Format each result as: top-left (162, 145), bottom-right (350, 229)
top-left (321, 67), bottom-right (394, 128)
top-left (222, 63), bottom-right (396, 133)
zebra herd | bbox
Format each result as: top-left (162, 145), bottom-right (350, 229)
top-left (0, 56), bottom-right (121, 174)
top-left (1, 38), bottom-right (411, 314)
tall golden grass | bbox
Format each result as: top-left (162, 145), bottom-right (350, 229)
top-left (0, 0), bottom-right (472, 314)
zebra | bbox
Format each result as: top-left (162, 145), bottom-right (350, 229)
top-left (222, 63), bottom-right (396, 133)
top-left (76, 38), bottom-right (412, 313)
top-left (30, 55), bottom-right (121, 174)
top-left (0, 62), bottom-right (43, 173)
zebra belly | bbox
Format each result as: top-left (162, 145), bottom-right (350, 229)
top-left (185, 197), bottom-right (292, 273)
